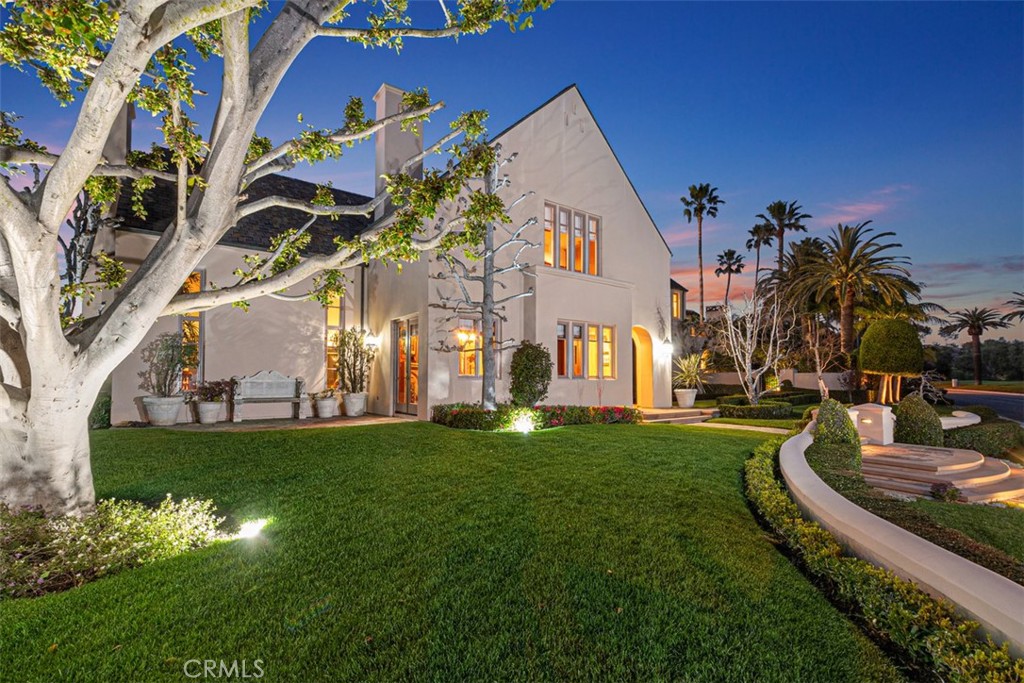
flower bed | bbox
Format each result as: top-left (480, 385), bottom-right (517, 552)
top-left (431, 403), bottom-right (643, 431)
top-left (745, 437), bottom-right (1023, 680)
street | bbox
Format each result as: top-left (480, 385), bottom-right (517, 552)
top-left (947, 389), bottom-right (1024, 422)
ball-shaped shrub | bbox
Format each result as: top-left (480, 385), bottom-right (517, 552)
top-left (893, 395), bottom-right (944, 447)
top-left (814, 398), bottom-right (860, 447)
top-left (509, 341), bottom-right (553, 407)
top-left (858, 320), bottom-right (923, 377)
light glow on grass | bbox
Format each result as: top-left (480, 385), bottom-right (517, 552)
top-left (234, 518), bottom-right (269, 539)
top-left (512, 413), bottom-right (535, 434)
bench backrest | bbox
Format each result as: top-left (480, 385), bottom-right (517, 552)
top-left (232, 370), bottom-right (305, 399)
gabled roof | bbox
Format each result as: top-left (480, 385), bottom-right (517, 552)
top-left (116, 172), bottom-right (372, 255)
top-left (489, 84), bottom-right (672, 256)
top-left (670, 279), bottom-right (688, 292)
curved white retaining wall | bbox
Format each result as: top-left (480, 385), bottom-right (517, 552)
top-left (779, 429), bottom-right (1024, 658)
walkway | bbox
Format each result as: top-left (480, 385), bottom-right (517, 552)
top-left (948, 389), bottom-right (1024, 422)
top-left (132, 413), bottom-right (410, 433)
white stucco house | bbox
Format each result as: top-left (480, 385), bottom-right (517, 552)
top-left (107, 84), bottom-right (675, 424)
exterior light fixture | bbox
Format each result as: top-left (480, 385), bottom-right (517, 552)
top-left (512, 413), bottom-right (535, 434)
top-left (234, 518), bottom-right (269, 539)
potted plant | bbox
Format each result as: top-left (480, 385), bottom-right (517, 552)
top-left (311, 389), bottom-right (337, 418)
top-left (191, 379), bottom-right (232, 425)
top-left (673, 354), bottom-right (706, 408)
top-left (337, 328), bottom-right (377, 417)
top-left (138, 333), bottom-right (188, 426)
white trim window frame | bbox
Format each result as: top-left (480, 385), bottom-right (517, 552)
top-left (456, 317), bottom-right (501, 378)
top-left (555, 319), bottom-right (615, 380)
top-left (544, 201), bottom-right (601, 275)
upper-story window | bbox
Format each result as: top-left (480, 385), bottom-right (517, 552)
top-left (180, 271), bottom-right (203, 391)
top-left (325, 295), bottom-right (343, 389)
top-left (544, 202), bottom-right (600, 275)
top-left (672, 291), bottom-right (682, 319)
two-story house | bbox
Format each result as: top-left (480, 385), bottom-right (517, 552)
top-left (107, 84), bottom-right (674, 424)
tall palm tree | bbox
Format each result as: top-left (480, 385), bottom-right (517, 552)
top-left (855, 298), bottom-right (948, 337)
top-left (794, 222), bottom-right (919, 354)
top-left (1003, 292), bottom-right (1024, 323)
top-left (940, 308), bottom-right (1010, 385)
top-left (681, 183), bottom-right (725, 321)
top-left (714, 249), bottom-right (745, 305)
top-left (756, 200), bottom-right (811, 270)
top-left (745, 222), bottom-right (774, 287)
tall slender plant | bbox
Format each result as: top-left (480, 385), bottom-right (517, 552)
top-left (714, 249), bottom-right (745, 305)
top-left (940, 308), bottom-right (1010, 385)
top-left (756, 200), bottom-right (811, 271)
top-left (336, 329), bottom-right (377, 394)
top-left (745, 222), bottom-right (774, 288)
top-left (681, 183), bottom-right (725, 321)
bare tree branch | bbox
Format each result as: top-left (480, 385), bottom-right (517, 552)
top-left (317, 26), bottom-right (461, 40)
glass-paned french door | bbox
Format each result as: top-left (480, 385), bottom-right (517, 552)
top-left (394, 317), bottom-right (419, 414)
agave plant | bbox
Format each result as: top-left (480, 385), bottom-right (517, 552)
top-left (673, 354), bottom-right (707, 392)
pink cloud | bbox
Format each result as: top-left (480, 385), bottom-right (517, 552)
top-left (815, 184), bottom-right (915, 227)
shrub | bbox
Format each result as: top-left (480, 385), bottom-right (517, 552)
top-left (744, 438), bottom-right (1023, 681)
top-left (780, 379), bottom-right (794, 390)
top-left (716, 394), bottom-right (749, 406)
top-left (1, 496), bottom-right (222, 599)
top-left (944, 421), bottom-right (1024, 457)
top-left (697, 383), bottom-right (744, 400)
top-left (813, 399), bottom-right (861, 460)
top-left (893, 395), bottom-right (944, 447)
top-left (509, 341), bottom-right (553, 407)
top-left (88, 393), bottom-right (111, 430)
top-left (672, 354), bottom-right (707, 391)
top-left (718, 402), bottom-right (792, 420)
top-left (774, 391), bottom-right (821, 406)
top-left (960, 405), bottom-right (1000, 423)
top-left (930, 482), bottom-right (962, 502)
top-left (590, 405), bottom-right (643, 425)
top-left (431, 403), bottom-right (506, 431)
top-left (431, 403), bottom-right (642, 431)
top-left (859, 320), bottom-right (924, 377)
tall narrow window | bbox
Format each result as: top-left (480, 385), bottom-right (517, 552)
top-left (457, 318), bottom-right (481, 376)
top-left (602, 326), bottom-right (615, 378)
top-left (571, 323), bottom-right (584, 377)
top-left (558, 208), bottom-right (570, 270)
top-left (556, 323), bottom-right (568, 377)
top-left (587, 325), bottom-right (600, 378)
top-left (572, 212), bottom-right (585, 273)
top-left (671, 291), bottom-right (681, 319)
top-left (180, 271), bottom-right (202, 391)
top-left (587, 216), bottom-right (599, 275)
top-left (325, 295), bottom-right (343, 389)
top-left (544, 204), bottom-right (555, 267)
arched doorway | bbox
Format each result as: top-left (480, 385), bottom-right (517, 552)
top-left (631, 326), bottom-right (654, 408)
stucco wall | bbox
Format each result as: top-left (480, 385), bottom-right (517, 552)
top-left (109, 231), bottom-right (348, 424)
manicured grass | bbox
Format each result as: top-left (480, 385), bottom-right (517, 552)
top-left (707, 404), bottom-right (815, 431)
top-left (937, 380), bottom-right (1024, 394)
top-left (805, 443), bottom-right (1024, 583)
top-left (0, 423), bottom-right (902, 682)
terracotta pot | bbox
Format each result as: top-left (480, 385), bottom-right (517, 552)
top-left (142, 396), bottom-right (184, 426)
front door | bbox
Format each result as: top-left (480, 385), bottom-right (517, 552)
top-left (393, 317), bottom-right (419, 415)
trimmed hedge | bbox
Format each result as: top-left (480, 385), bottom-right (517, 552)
top-left (718, 402), bottom-right (793, 420)
top-left (893, 395), bottom-right (944, 447)
top-left (430, 403), bottom-right (643, 431)
top-left (859, 319), bottom-right (924, 376)
top-left (814, 398), bottom-right (861, 453)
top-left (697, 384), bottom-right (744, 400)
top-left (960, 405), bottom-right (1001, 423)
top-left (744, 438), bottom-right (1023, 681)
top-left (944, 421), bottom-right (1024, 457)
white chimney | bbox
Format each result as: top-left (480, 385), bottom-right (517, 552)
top-left (373, 83), bottom-right (424, 219)
top-left (102, 103), bottom-right (135, 165)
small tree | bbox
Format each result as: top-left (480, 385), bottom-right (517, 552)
top-left (717, 290), bottom-right (793, 406)
top-left (137, 333), bottom-right (187, 398)
top-left (859, 319), bottom-right (923, 404)
top-left (336, 328), bottom-right (376, 394)
top-left (509, 341), bottom-right (552, 407)
top-left (805, 313), bottom-right (843, 399)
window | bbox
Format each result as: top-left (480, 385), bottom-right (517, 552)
top-left (544, 202), bottom-right (601, 275)
top-left (180, 271), bottom-right (203, 391)
top-left (557, 320), bottom-right (615, 379)
top-left (672, 291), bottom-right (682, 320)
top-left (456, 318), bottom-right (500, 377)
top-left (544, 204), bottom-right (555, 267)
top-left (325, 295), bottom-right (343, 389)
top-left (556, 322), bottom-right (568, 377)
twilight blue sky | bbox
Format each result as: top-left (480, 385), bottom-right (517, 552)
top-left (2, 1), bottom-right (1021, 340)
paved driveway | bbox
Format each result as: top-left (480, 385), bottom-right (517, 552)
top-left (948, 389), bottom-right (1024, 422)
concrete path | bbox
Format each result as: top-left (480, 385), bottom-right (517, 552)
top-left (948, 389), bottom-right (1024, 422)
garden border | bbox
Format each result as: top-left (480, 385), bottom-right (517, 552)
top-left (778, 426), bottom-right (1024, 657)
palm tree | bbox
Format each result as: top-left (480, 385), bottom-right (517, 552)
top-left (756, 200), bottom-right (811, 270)
top-left (714, 249), bottom-right (745, 305)
top-left (681, 183), bottom-right (725, 321)
top-left (745, 222), bottom-right (774, 287)
top-left (940, 308), bottom-right (1010, 385)
top-left (794, 222), bottom-right (919, 354)
top-left (1003, 292), bottom-right (1024, 323)
top-left (855, 298), bottom-right (948, 337)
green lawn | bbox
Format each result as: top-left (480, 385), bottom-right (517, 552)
top-left (937, 380), bottom-right (1024, 394)
top-left (706, 403), bottom-right (814, 431)
top-left (1, 423), bottom-right (902, 682)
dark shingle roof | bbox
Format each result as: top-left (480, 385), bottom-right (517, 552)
top-left (116, 172), bottom-right (373, 255)
top-left (670, 278), bottom-right (688, 292)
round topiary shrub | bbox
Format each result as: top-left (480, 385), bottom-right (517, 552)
top-left (859, 320), bottom-right (924, 377)
top-left (814, 398), bottom-right (860, 449)
top-left (509, 341), bottom-right (553, 407)
top-left (893, 395), bottom-right (944, 447)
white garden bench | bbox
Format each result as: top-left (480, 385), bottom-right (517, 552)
top-left (230, 370), bottom-right (307, 422)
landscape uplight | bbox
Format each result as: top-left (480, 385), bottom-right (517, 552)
top-left (234, 518), bottom-right (269, 539)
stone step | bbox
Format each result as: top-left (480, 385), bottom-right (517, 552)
top-left (643, 408), bottom-right (704, 420)
top-left (645, 415), bottom-right (711, 425)
top-left (863, 475), bottom-right (933, 497)
top-left (862, 457), bottom-right (1011, 488)
top-left (862, 444), bottom-right (984, 473)
top-left (961, 470), bottom-right (1024, 503)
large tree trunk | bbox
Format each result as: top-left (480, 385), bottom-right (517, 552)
top-left (971, 333), bottom-right (983, 385)
top-left (481, 218), bottom-right (496, 411)
top-left (697, 216), bottom-right (704, 321)
top-left (1, 389), bottom-right (96, 515)
top-left (840, 290), bottom-right (856, 354)
top-left (724, 273), bottom-right (732, 305)
top-left (753, 248), bottom-right (761, 288)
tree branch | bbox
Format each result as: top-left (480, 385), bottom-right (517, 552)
top-left (316, 26), bottom-right (462, 40)
top-left (0, 289), bottom-right (20, 330)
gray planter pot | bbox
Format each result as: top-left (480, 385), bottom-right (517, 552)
top-left (342, 392), bottom-right (367, 417)
top-left (315, 398), bottom-right (337, 418)
top-left (196, 401), bottom-right (222, 425)
top-left (674, 389), bottom-right (698, 408)
top-left (142, 396), bottom-right (184, 426)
